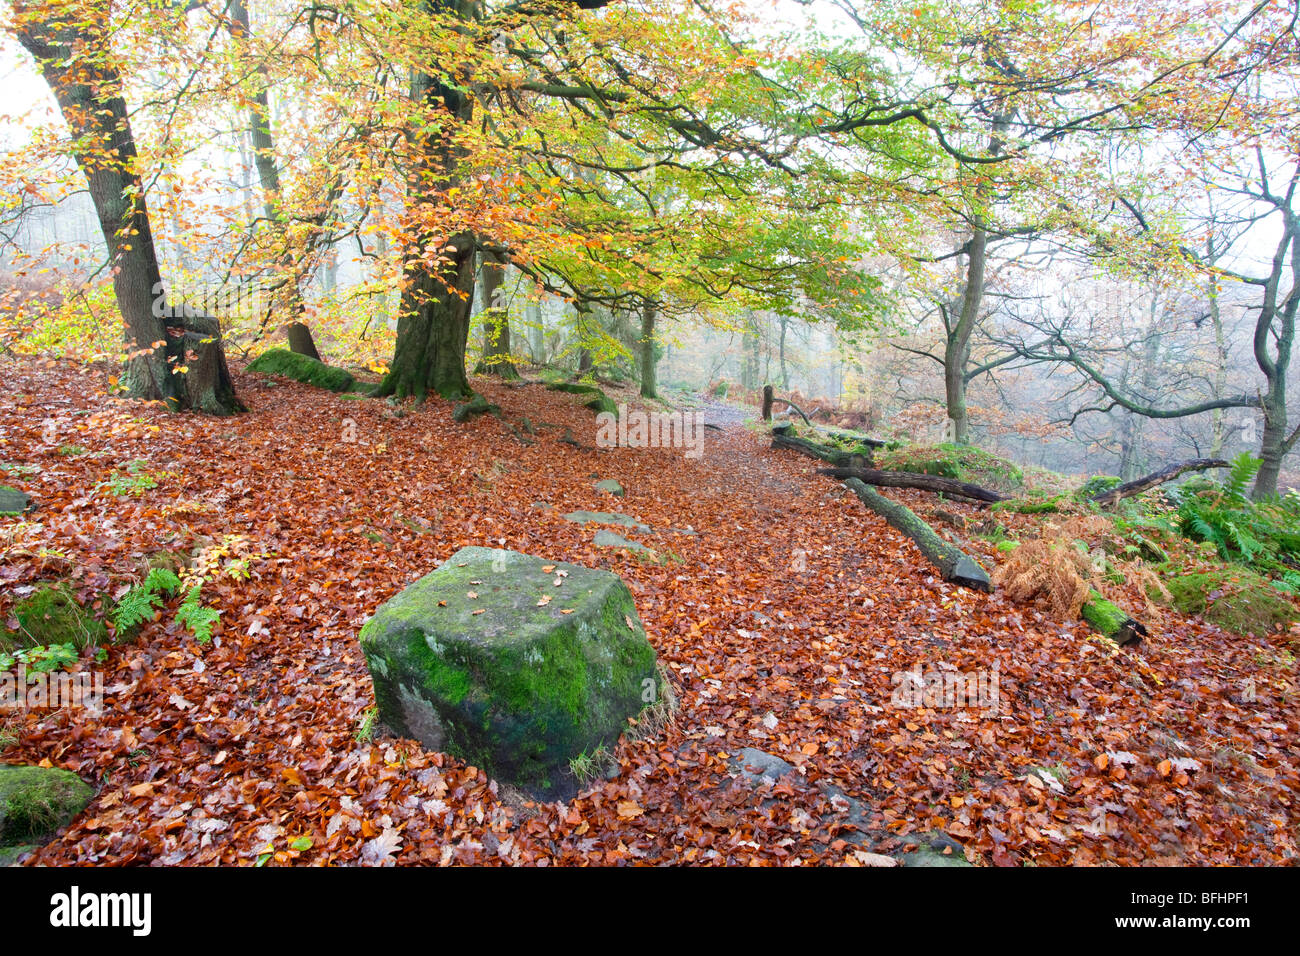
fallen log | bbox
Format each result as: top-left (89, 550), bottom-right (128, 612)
top-left (772, 430), bottom-right (860, 467)
top-left (1080, 590), bottom-right (1146, 646)
top-left (823, 429), bottom-right (886, 450)
top-left (1090, 458), bottom-right (1230, 505)
top-left (820, 466), bottom-right (1006, 503)
top-left (844, 478), bottom-right (992, 591)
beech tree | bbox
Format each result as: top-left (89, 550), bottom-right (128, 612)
top-left (10, 0), bottom-right (243, 414)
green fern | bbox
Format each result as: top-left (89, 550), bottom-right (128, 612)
top-left (113, 567), bottom-right (183, 632)
top-left (1225, 452), bottom-right (1261, 505)
top-left (144, 567), bottom-right (181, 594)
top-left (175, 585), bottom-right (220, 644)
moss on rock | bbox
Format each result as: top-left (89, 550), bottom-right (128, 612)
top-left (1154, 567), bottom-right (1297, 637)
top-left (0, 765), bottom-right (93, 845)
top-left (583, 393), bottom-right (619, 415)
top-left (2, 584), bottom-right (106, 651)
top-left (247, 348), bottom-right (355, 392)
top-left (359, 547), bottom-right (658, 797)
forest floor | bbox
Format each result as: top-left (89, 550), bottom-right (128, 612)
top-left (2, 355), bottom-right (1297, 865)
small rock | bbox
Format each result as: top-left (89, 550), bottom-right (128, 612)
top-left (593, 530), bottom-right (648, 552)
top-left (0, 486), bottom-right (32, 516)
top-left (562, 511), bottom-right (651, 532)
top-left (594, 479), bottom-right (624, 497)
top-left (729, 748), bottom-right (796, 787)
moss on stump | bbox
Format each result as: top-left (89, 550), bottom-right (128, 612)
top-left (359, 547), bottom-right (659, 798)
top-left (247, 348), bottom-right (355, 393)
top-left (0, 765), bottom-right (93, 847)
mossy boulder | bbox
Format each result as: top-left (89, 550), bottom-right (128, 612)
top-left (359, 546), bottom-right (659, 797)
top-left (1154, 567), bottom-right (1297, 637)
top-left (583, 393), bottom-right (619, 416)
top-left (0, 486), bottom-right (33, 516)
top-left (247, 348), bottom-right (355, 392)
top-left (0, 765), bottom-right (93, 847)
top-left (2, 584), bottom-right (106, 651)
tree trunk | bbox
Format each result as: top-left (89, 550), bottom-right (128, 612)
top-left (229, 0), bottom-right (312, 331)
top-left (1090, 458), bottom-right (1230, 505)
top-left (287, 321), bottom-right (322, 361)
top-left (943, 110), bottom-right (1008, 445)
top-left (1256, 390), bottom-right (1287, 498)
top-left (639, 302), bottom-right (658, 398)
top-left (378, 10), bottom-right (478, 402)
top-left (13, 9), bottom-right (241, 415)
top-left (778, 315), bottom-right (790, 392)
top-left (741, 315), bottom-right (760, 391)
top-left (474, 252), bottom-right (518, 379)
top-left (526, 299), bottom-right (544, 363)
top-left (381, 232), bottom-right (477, 401)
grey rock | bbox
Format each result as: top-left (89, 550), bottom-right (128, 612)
top-left (562, 510), bottom-right (651, 532)
top-left (593, 529), bottom-right (649, 552)
top-left (0, 487), bottom-right (32, 516)
top-left (358, 546), bottom-right (658, 798)
top-left (729, 748), bottom-right (796, 787)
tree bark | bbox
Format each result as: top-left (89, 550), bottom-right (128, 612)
top-left (474, 251), bottom-right (519, 379)
top-left (378, 6), bottom-right (478, 402)
top-left (639, 301), bottom-right (658, 398)
top-left (1090, 458), bottom-right (1230, 505)
top-left (228, 0), bottom-right (313, 333)
top-left (287, 321), bottom-right (322, 361)
top-left (771, 429), bottom-right (859, 466)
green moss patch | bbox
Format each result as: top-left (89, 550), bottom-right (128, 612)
top-left (546, 381), bottom-right (602, 395)
top-left (0, 765), bottom-right (93, 845)
top-left (247, 349), bottom-right (355, 392)
top-left (1153, 567), bottom-right (1297, 637)
top-left (876, 443), bottom-right (1025, 494)
top-left (2, 584), bottom-right (106, 651)
top-left (583, 393), bottom-right (619, 415)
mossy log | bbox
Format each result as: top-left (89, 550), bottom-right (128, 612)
top-left (247, 348), bottom-right (355, 392)
top-left (1089, 458), bottom-right (1230, 505)
top-left (820, 466), bottom-right (1006, 503)
top-left (1080, 590), bottom-right (1146, 646)
top-left (844, 478), bottom-right (992, 591)
top-left (772, 430), bottom-right (863, 467)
